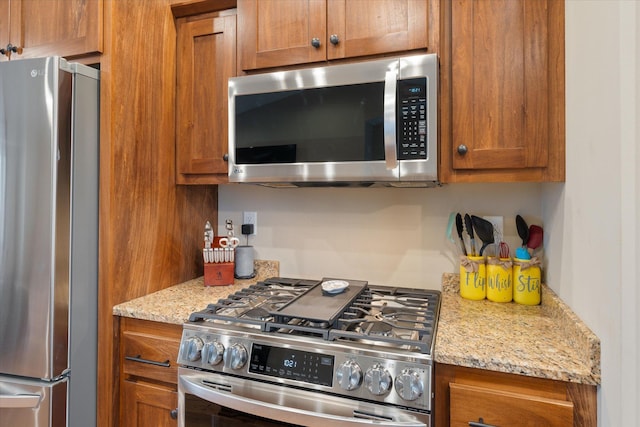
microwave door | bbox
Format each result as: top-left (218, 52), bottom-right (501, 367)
top-left (230, 72), bottom-right (400, 184)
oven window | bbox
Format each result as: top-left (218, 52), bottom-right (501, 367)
top-left (184, 393), bottom-right (302, 427)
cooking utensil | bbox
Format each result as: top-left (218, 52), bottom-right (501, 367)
top-left (471, 215), bottom-right (495, 256)
top-left (527, 224), bottom-right (544, 253)
top-left (499, 241), bottom-right (510, 258)
top-left (203, 221), bottom-right (214, 263)
top-left (219, 236), bottom-right (240, 248)
top-left (455, 213), bottom-right (467, 256)
top-left (515, 215), bottom-right (529, 247)
top-left (464, 214), bottom-right (476, 256)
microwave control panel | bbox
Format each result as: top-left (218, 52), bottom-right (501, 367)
top-left (397, 78), bottom-right (428, 160)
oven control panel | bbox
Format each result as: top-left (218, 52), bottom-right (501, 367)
top-left (178, 325), bottom-right (433, 411)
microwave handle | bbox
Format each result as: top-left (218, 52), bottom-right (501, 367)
top-left (383, 67), bottom-right (398, 170)
top-left (180, 374), bottom-right (425, 427)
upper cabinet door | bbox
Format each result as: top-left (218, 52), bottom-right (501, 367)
top-left (175, 13), bottom-right (237, 185)
top-left (0, 1), bottom-right (8, 56)
top-left (238, 0), bottom-right (428, 70)
top-left (238, 0), bottom-right (327, 70)
top-left (326, 0), bottom-right (427, 60)
top-left (0, 0), bottom-right (102, 61)
top-left (443, 0), bottom-right (565, 182)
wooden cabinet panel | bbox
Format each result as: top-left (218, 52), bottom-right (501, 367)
top-left (450, 382), bottom-right (574, 427)
top-left (176, 12), bottom-right (236, 184)
top-left (440, 0), bottom-right (565, 182)
top-left (238, 0), bottom-right (428, 70)
top-left (120, 380), bottom-right (178, 427)
top-left (97, 1), bottom-right (220, 426)
top-left (238, 0), bottom-right (326, 69)
top-left (326, 0), bottom-right (427, 60)
top-left (120, 318), bottom-right (182, 385)
top-left (0, 0), bottom-right (102, 61)
top-left (119, 318), bottom-right (182, 427)
top-left (0, 1), bottom-right (8, 55)
top-left (435, 364), bottom-right (597, 427)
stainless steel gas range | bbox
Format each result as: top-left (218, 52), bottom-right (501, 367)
top-left (177, 277), bottom-right (441, 427)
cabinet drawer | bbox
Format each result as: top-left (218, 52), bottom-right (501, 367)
top-left (120, 319), bottom-right (182, 385)
top-left (450, 382), bottom-right (574, 427)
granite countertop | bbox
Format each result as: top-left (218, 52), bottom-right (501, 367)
top-left (113, 260), bottom-right (279, 325)
top-left (435, 273), bottom-right (601, 386)
top-left (113, 266), bottom-right (600, 386)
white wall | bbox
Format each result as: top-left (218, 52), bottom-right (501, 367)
top-left (543, 1), bottom-right (639, 426)
top-left (218, 183), bottom-right (542, 288)
top-left (219, 1), bottom-right (639, 424)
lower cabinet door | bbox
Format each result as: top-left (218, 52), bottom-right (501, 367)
top-left (449, 382), bottom-right (574, 427)
top-left (120, 380), bottom-right (178, 427)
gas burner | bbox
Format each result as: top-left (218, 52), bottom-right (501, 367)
top-left (357, 320), bottom-right (395, 337)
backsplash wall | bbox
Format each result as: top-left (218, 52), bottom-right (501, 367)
top-left (218, 183), bottom-right (542, 288)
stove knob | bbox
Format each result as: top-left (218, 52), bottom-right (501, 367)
top-left (336, 360), bottom-right (362, 391)
top-left (203, 341), bottom-right (225, 366)
top-left (182, 336), bottom-right (204, 362)
top-left (394, 369), bottom-right (424, 401)
top-left (226, 343), bottom-right (248, 370)
top-left (364, 364), bottom-right (392, 396)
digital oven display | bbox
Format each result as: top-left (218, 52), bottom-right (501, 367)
top-left (249, 344), bottom-right (334, 387)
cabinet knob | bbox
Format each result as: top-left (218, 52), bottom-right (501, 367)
top-left (223, 153), bottom-right (229, 161)
top-left (311, 38), bottom-right (321, 48)
top-left (0, 43), bottom-right (23, 58)
top-left (457, 144), bottom-right (468, 155)
top-left (329, 34), bottom-right (339, 45)
top-left (170, 408), bottom-right (178, 419)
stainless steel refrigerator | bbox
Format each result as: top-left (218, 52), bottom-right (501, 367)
top-left (0, 57), bottom-right (99, 427)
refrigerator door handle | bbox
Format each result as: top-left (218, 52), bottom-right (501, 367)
top-left (0, 393), bottom-right (41, 408)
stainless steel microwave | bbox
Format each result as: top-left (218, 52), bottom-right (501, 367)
top-left (228, 53), bottom-right (438, 187)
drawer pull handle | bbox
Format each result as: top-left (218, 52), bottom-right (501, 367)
top-left (469, 418), bottom-right (498, 427)
top-left (125, 354), bottom-right (171, 367)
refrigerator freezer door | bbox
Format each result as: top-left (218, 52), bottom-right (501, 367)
top-left (0, 375), bottom-right (67, 427)
top-left (0, 57), bottom-right (72, 380)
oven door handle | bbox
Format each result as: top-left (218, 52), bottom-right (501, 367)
top-left (180, 374), bottom-right (426, 427)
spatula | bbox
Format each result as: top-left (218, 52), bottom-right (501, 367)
top-left (527, 224), bottom-right (544, 254)
top-left (471, 215), bottom-right (495, 256)
top-left (515, 215), bottom-right (529, 247)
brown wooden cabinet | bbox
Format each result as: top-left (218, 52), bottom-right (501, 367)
top-left (435, 364), bottom-right (597, 427)
top-left (175, 10), bottom-right (236, 185)
top-left (439, 0), bottom-right (565, 182)
top-left (118, 318), bottom-right (183, 427)
top-left (238, 0), bottom-right (428, 70)
top-left (0, 0), bottom-right (102, 61)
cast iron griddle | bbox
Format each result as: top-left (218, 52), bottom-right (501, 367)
top-left (270, 278), bottom-right (368, 325)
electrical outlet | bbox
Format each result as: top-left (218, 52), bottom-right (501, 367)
top-left (243, 211), bottom-right (257, 235)
top-left (483, 216), bottom-right (504, 239)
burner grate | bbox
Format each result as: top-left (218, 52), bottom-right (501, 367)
top-left (187, 277), bottom-right (440, 355)
top-left (188, 279), bottom-right (316, 327)
top-left (329, 287), bottom-right (440, 354)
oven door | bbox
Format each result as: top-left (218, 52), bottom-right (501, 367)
top-left (178, 369), bottom-right (429, 427)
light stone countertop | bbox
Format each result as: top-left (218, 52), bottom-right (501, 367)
top-left (113, 266), bottom-right (600, 386)
top-left (112, 260), bottom-right (279, 325)
top-left (435, 273), bottom-right (601, 385)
